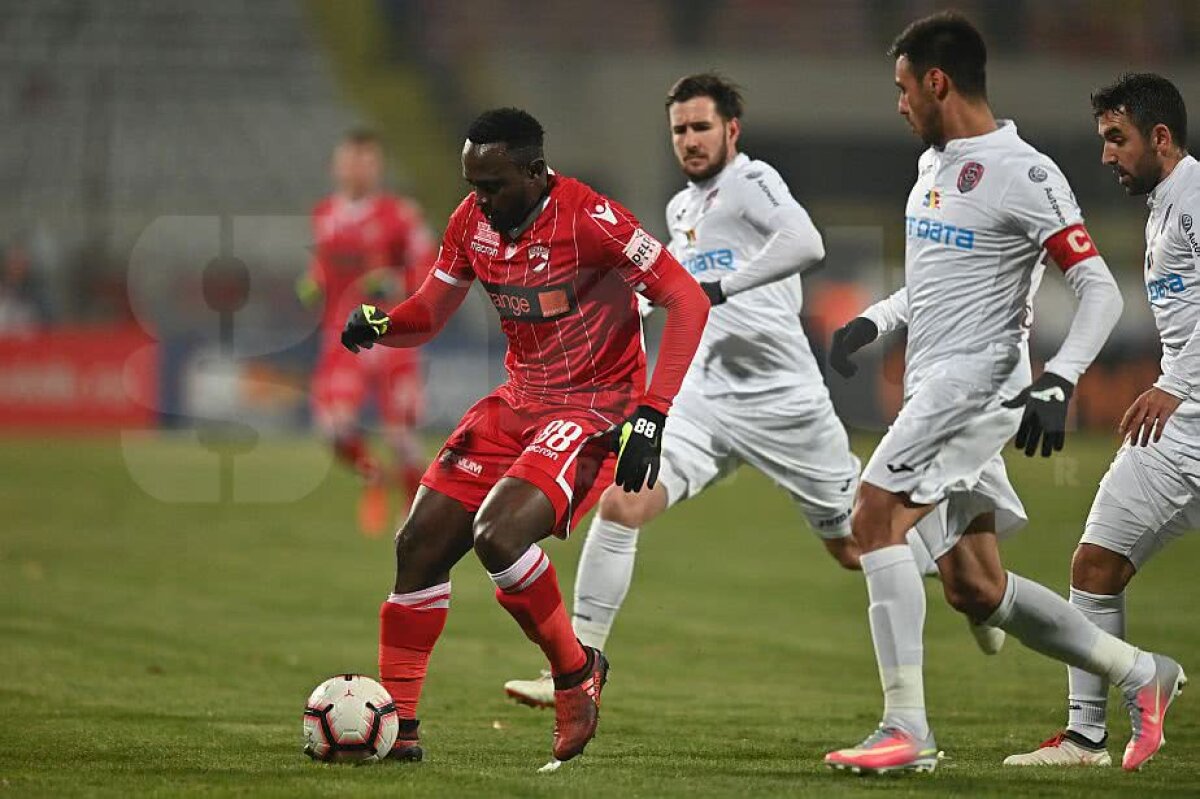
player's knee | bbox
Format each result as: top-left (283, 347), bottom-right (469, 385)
top-left (942, 572), bottom-right (1004, 621)
top-left (850, 492), bottom-right (892, 551)
top-left (470, 509), bottom-right (533, 571)
top-left (1070, 543), bottom-right (1134, 595)
top-left (597, 485), bottom-right (656, 528)
top-left (823, 535), bottom-right (862, 571)
top-left (392, 521), bottom-right (439, 591)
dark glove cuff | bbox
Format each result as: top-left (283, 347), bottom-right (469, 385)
top-left (701, 281), bottom-right (726, 305)
top-left (634, 404), bottom-right (666, 423)
top-left (1040, 371), bottom-right (1075, 400)
top-left (845, 316), bottom-right (879, 348)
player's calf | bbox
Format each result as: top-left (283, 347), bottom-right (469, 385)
top-left (940, 571), bottom-right (1006, 623)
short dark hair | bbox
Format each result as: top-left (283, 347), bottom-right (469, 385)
top-left (465, 107), bottom-right (545, 165)
top-left (889, 11), bottom-right (987, 99)
top-left (1092, 72), bottom-right (1188, 150)
top-left (666, 73), bottom-right (745, 120)
top-left (342, 127), bottom-right (382, 147)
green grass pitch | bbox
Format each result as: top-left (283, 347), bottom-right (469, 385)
top-left (2, 433), bottom-right (1198, 797)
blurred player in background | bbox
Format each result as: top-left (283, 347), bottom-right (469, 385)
top-left (299, 129), bottom-right (435, 536)
top-left (1007, 73), bottom-right (1198, 768)
top-left (340, 108), bottom-right (709, 764)
top-left (504, 72), bottom-right (942, 709)
top-left (824, 13), bottom-right (1184, 775)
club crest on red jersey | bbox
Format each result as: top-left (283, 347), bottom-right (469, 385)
top-left (529, 244), bottom-right (551, 272)
top-left (957, 162), bottom-right (985, 193)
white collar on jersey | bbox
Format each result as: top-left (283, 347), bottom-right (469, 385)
top-left (937, 119), bottom-right (1018, 156)
top-left (687, 152), bottom-right (750, 192)
top-left (1148, 154), bottom-right (1198, 210)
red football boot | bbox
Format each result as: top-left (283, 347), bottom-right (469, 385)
top-left (551, 646), bottom-right (609, 761)
top-left (387, 718), bottom-right (423, 762)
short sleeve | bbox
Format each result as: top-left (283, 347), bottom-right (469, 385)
top-left (430, 196), bottom-right (476, 287)
top-left (577, 189), bottom-right (673, 291)
top-left (1002, 158), bottom-right (1084, 248)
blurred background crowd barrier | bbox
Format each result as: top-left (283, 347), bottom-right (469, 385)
top-left (1, 0), bottom-right (1196, 436)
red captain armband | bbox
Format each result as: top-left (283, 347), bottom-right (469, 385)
top-left (1044, 224), bottom-right (1099, 272)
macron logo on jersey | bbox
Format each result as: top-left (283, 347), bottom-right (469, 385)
top-left (905, 215), bottom-right (976, 250)
top-left (589, 201), bottom-right (618, 226)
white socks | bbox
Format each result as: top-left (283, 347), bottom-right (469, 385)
top-left (1066, 588), bottom-right (1125, 743)
top-left (905, 530), bottom-right (939, 578)
top-left (572, 517), bottom-right (639, 651)
top-left (986, 572), bottom-right (1154, 694)
top-left (862, 545), bottom-right (929, 739)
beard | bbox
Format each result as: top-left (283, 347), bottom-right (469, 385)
top-left (680, 137), bottom-right (729, 182)
top-left (912, 109), bottom-right (945, 148)
top-left (1120, 151), bottom-right (1164, 196)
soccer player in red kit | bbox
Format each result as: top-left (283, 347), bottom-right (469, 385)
top-left (301, 129), bottom-right (436, 535)
top-left (341, 108), bottom-right (709, 763)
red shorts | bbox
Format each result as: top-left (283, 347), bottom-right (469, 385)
top-left (311, 340), bottom-right (423, 429)
top-left (422, 386), bottom-right (633, 536)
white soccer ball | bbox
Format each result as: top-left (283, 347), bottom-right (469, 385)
top-left (303, 674), bottom-right (399, 763)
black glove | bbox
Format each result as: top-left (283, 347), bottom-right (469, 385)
top-left (613, 405), bottom-right (666, 492)
top-left (1001, 371), bottom-right (1074, 457)
top-left (341, 303), bottom-right (391, 353)
top-left (700, 280), bottom-right (726, 306)
top-left (828, 317), bottom-right (879, 378)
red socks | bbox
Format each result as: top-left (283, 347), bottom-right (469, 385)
top-left (378, 546), bottom-right (585, 721)
top-left (491, 545), bottom-right (587, 677)
top-left (378, 584), bottom-right (450, 718)
top-left (334, 436), bottom-right (379, 481)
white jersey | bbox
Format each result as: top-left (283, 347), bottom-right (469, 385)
top-left (665, 153), bottom-right (824, 398)
top-left (901, 121), bottom-right (1086, 394)
top-left (1144, 154), bottom-right (1200, 417)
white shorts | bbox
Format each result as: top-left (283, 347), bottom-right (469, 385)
top-left (1081, 411), bottom-right (1200, 569)
top-left (863, 349), bottom-right (1028, 559)
top-left (656, 386), bottom-right (861, 538)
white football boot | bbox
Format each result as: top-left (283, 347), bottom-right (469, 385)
top-left (1003, 730), bottom-right (1111, 766)
top-left (967, 617), bottom-right (1006, 655)
top-left (504, 670), bottom-right (555, 708)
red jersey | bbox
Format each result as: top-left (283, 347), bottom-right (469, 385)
top-left (310, 193), bottom-right (435, 335)
top-left (432, 175), bottom-right (676, 407)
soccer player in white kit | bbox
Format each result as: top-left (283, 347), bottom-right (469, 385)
top-left (1006, 73), bottom-right (1199, 768)
top-left (503, 73), bottom-right (891, 708)
top-left (823, 13), bottom-right (1185, 775)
